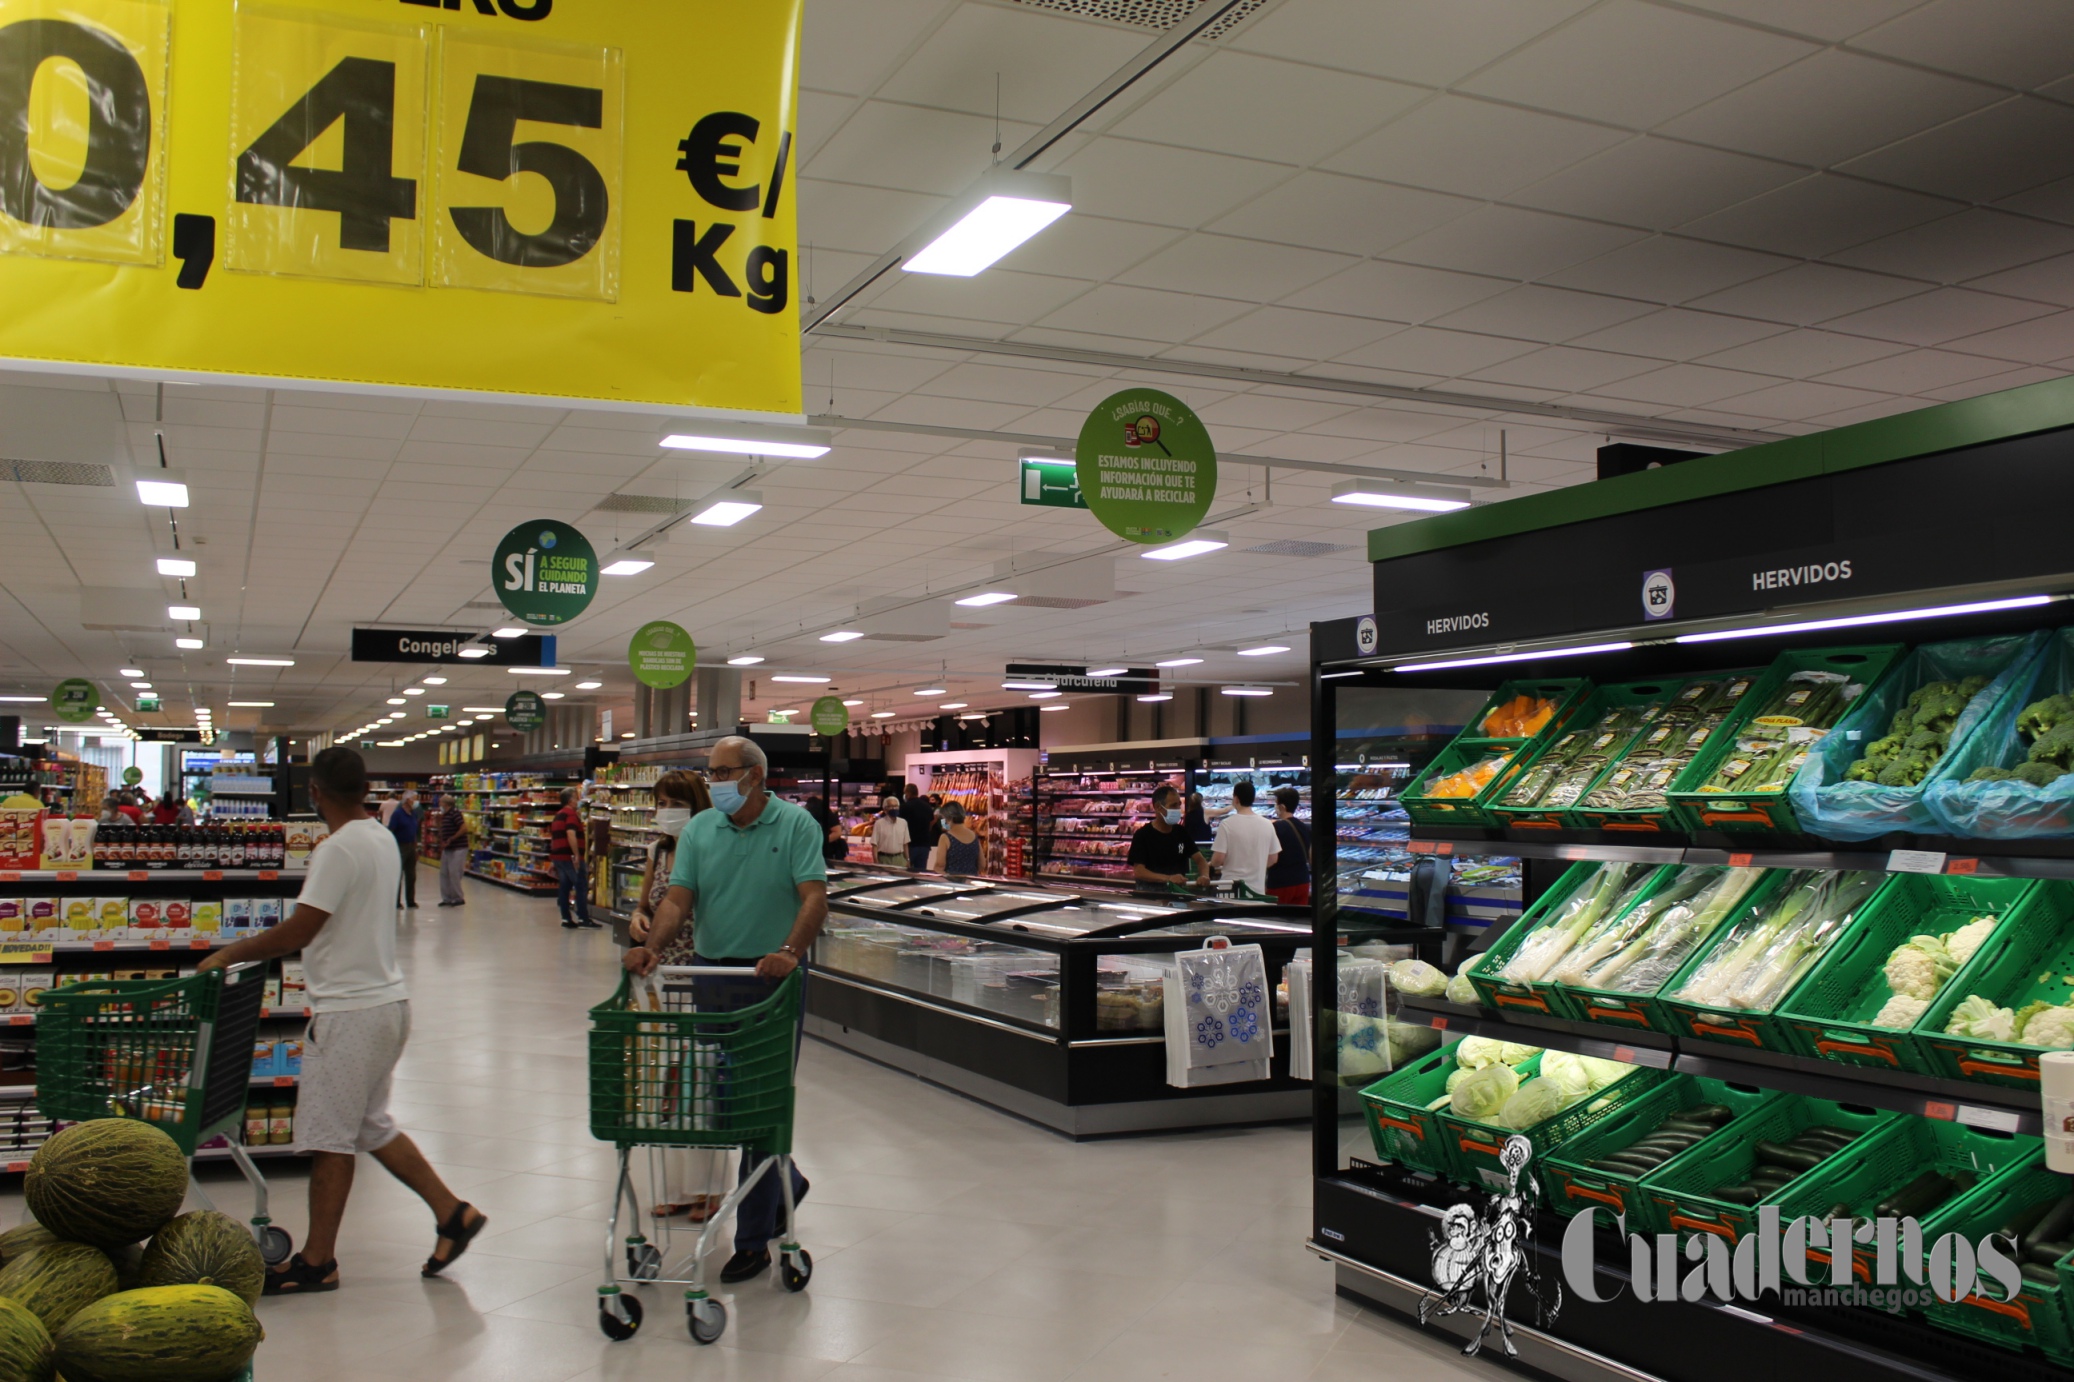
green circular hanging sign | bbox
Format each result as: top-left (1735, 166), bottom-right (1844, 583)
top-left (1075, 388), bottom-right (1217, 545)
top-left (810, 696), bottom-right (849, 737)
top-left (629, 620), bottom-right (697, 689)
top-left (122, 767), bottom-right (143, 786)
top-left (493, 520), bottom-right (598, 627)
top-left (49, 679), bottom-right (97, 723)
top-left (505, 690), bottom-right (547, 732)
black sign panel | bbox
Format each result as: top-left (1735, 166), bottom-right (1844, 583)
top-left (352, 628), bottom-right (554, 666)
top-left (1004, 662), bottom-right (1159, 694)
top-left (137, 728), bottom-right (203, 743)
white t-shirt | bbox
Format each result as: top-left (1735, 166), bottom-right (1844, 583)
top-left (295, 817), bottom-right (407, 1013)
top-left (1212, 810), bottom-right (1281, 894)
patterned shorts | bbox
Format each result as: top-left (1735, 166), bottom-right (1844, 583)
top-left (298, 1000), bottom-right (410, 1155)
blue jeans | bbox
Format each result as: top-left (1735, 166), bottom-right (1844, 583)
top-left (553, 858), bottom-right (589, 923)
top-left (691, 954), bottom-right (808, 1252)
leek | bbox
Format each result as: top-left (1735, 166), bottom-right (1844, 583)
top-left (1584, 867), bottom-right (1764, 993)
top-left (1499, 863), bottom-right (1646, 983)
top-left (1551, 867), bottom-right (1712, 987)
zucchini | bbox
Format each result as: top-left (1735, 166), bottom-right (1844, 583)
top-left (2025, 1193), bottom-right (2074, 1254)
top-left (1683, 1105), bottom-right (1734, 1124)
top-left (1879, 1171), bottom-right (1956, 1221)
top-left (1715, 1185), bottom-right (1761, 1206)
top-left (2020, 1262), bottom-right (2060, 1287)
top-left (2025, 1240), bottom-right (2071, 1266)
top-left (1755, 1141), bottom-right (1824, 1171)
top-left (1999, 1198), bottom-right (2054, 1244)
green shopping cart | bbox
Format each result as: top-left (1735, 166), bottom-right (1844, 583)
top-left (587, 965), bottom-right (809, 1345)
top-left (34, 962), bottom-right (291, 1265)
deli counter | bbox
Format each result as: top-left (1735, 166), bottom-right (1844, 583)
top-left (808, 869), bottom-right (1320, 1137)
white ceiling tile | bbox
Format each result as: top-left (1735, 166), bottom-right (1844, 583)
top-left (1429, 284), bottom-right (1655, 342)
top-left (1919, 364), bottom-right (2069, 400)
top-left (805, 101), bottom-right (1032, 198)
top-left (1569, 308), bottom-right (1789, 359)
top-left (1699, 329), bottom-right (1911, 376)
top-left (1541, 234), bottom-right (1790, 302)
top-left (1595, 363), bottom-right (1793, 407)
top-left (1943, 312), bottom-right (2074, 365)
top-left (1385, 206), bottom-right (1645, 279)
top-left (1321, 95), bottom-right (1627, 199)
top-left (1832, 210), bottom-right (2074, 283)
top-left (1510, 136), bottom-right (1802, 230)
top-left (1196, 395), bottom-right (1357, 432)
top-left (1679, 174), bottom-right (1955, 258)
top-left (798, 179), bottom-right (947, 255)
top-left (875, 3), bottom-right (1152, 121)
top-left (1687, 262), bottom-right (1927, 324)
top-left (1812, 348), bottom-right (2017, 393)
top-left (800, 0), bottom-right (954, 97)
top-left (844, 306), bottom-right (1022, 339)
top-left (796, 89), bottom-right (855, 165)
top-left (1335, 327), bottom-right (1540, 376)
top-left (1658, 50), bottom-right (1998, 168)
top-left (1306, 408), bottom-right (1465, 443)
top-left (911, 362), bottom-right (1094, 408)
top-left (1967, 253), bottom-right (2074, 308)
top-left (1839, 98), bottom-right (2074, 203)
top-left (1035, 284), bottom-right (1255, 341)
top-left (995, 215), bottom-right (1180, 280)
top-left (1458, 1), bottom-right (1815, 128)
top-left (1230, 0), bottom-right (1593, 86)
top-left (1114, 234), bottom-right (1355, 303)
top-left (1205, 172), bottom-right (1477, 258)
top-left (1053, 139), bottom-right (1291, 229)
top-left (1281, 259), bottom-right (1512, 322)
top-left (869, 267), bottom-right (1093, 323)
top-left (1817, 288), bottom-right (2056, 346)
top-left (1111, 52), bottom-right (1425, 165)
top-left (1188, 307), bottom-right (1402, 359)
top-left (1669, 0), bottom-right (1923, 42)
top-left (1998, 178), bottom-right (2074, 228)
top-left (1467, 346), bottom-right (1659, 391)
top-left (1711, 379), bottom-right (1895, 420)
top-left (1853, 0), bottom-right (2074, 90)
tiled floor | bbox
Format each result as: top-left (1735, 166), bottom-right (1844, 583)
top-left (4, 883), bottom-right (1488, 1382)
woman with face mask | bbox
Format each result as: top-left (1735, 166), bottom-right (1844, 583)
top-left (626, 770), bottom-right (723, 1221)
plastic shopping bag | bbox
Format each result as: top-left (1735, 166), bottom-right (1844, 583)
top-left (1928, 626), bottom-right (2074, 838)
top-left (1163, 943), bottom-right (1272, 1088)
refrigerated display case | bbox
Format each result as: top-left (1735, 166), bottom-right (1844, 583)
top-left (1032, 741), bottom-right (1200, 885)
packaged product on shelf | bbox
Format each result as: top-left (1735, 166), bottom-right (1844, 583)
top-left (191, 900), bottom-right (222, 936)
top-left (268, 1105), bottom-right (293, 1144)
top-left (0, 900), bottom-right (22, 935)
top-left (264, 971), bottom-right (284, 1008)
top-left (244, 1108), bottom-right (267, 1146)
top-left (128, 897), bottom-right (163, 933)
top-left (278, 1039), bottom-right (302, 1076)
top-left (223, 897), bottom-right (253, 935)
top-left (0, 977), bottom-right (20, 1014)
top-left (256, 897), bottom-right (283, 930)
top-left (251, 1040), bottom-right (276, 1078)
top-left (163, 899), bottom-right (192, 937)
top-left (16, 971), bottom-right (50, 1013)
top-left (25, 898), bottom-right (56, 941)
top-left (0, 798), bottom-right (41, 870)
top-left (60, 896), bottom-right (94, 940)
top-left (279, 961), bottom-right (305, 1008)
top-left (95, 897), bottom-right (126, 938)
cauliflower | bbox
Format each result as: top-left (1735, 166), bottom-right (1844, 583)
top-left (2019, 1003), bottom-right (2074, 1049)
top-left (1871, 994), bottom-right (1929, 1029)
top-left (1450, 1061), bottom-right (1518, 1120)
top-left (1390, 959), bottom-right (1448, 996)
top-left (1944, 994), bottom-right (2018, 1042)
top-left (1883, 935), bottom-right (1956, 1000)
top-left (1456, 1036), bottom-right (1508, 1070)
top-left (1945, 917), bottom-right (1998, 966)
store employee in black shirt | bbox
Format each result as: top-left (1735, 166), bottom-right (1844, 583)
top-left (1127, 783), bottom-right (1209, 888)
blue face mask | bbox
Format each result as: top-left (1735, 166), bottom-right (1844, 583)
top-left (709, 777), bottom-right (747, 815)
top-left (1163, 808), bottom-right (1183, 825)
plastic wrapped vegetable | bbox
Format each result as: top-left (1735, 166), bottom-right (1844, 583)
top-left (1456, 1036), bottom-right (1508, 1070)
top-left (1421, 753), bottom-right (1513, 800)
top-left (1387, 1020), bottom-right (1443, 1066)
top-left (1694, 671), bottom-right (1862, 795)
top-left (1390, 959), bottom-right (1448, 997)
top-left (1445, 962), bottom-right (1480, 1006)
top-left (1674, 871), bottom-right (1881, 1012)
top-left (1872, 994), bottom-right (1929, 1029)
top-left (1580, 867), bottom-right (1764, 994)
top-left (1553, 867), bottom-right (1718, 987)
top-left (1450, 1061), bottom-right (1519, 1120)
top-left (2021, 1003), bottom-right (2074, 1049)
top-left (1481, 694), bottom-right (1556, 738)
top-left (1497, 1077), bottom-right (1573, 1130)
top-left (1945, 995), bottom-right (2018, 1042)
top-left (1499, 863), bottom-right (1652, 984)
top-left (1884, 934), bottom-right (1957, 1000)
top-left (1536, 1051), bottom-right (1594, 1100)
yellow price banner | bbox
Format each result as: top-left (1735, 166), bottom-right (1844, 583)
top-left (0, 0), bottom-right (803, 414)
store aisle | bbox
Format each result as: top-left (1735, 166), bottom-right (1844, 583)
top-left (3, 885), bottom-right (1480, 1382)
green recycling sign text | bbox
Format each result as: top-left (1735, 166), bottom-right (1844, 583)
top-left (1075, 388), bottom-right (1217, 544)
top-left (494, 521), bottom-right (598, 627)
top-left (629, 621), bottom-right (697, 690)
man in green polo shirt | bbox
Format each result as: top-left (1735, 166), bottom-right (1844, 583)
top-left (624, 734), bottom-right (826, 1284)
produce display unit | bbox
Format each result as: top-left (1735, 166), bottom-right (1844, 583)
top-left (1033, 741), bottom-right (1203, 886)
top-left (0, 867), bottom-right (312, 1171)
top-left (423, 772), bottom-right (580, 895)
top-left (806, 867), bottom-right (1374, 1136)
top-left (1308, 376), bottom-right (2074, 1382)
top-left (901, 748), bottom-right (1041, 878)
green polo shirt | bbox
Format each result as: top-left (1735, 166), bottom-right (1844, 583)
top-left (668, 794), bottom-right (826, 959)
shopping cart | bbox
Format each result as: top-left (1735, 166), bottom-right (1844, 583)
top-left (587, 966), bottom-right (809, 1345)
top-left (34, 963), bottom-right (291, 1265)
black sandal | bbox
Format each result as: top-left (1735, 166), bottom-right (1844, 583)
top-left (262, 1253), bottom-right (339, 1295)
top-left (422, 1202), bottom-right (487, 1277)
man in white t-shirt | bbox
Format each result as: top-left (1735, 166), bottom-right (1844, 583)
top-left (203, 748), bottom-right (485, 1294)
top-left (1210, 779), bottom-right (1280, 895)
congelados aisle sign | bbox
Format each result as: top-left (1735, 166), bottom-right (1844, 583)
top-left (0, 0), bottom-right (805, 413)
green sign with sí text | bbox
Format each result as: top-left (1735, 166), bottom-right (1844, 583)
top-left (493, 520), bottom-right (598, 627)
top-left (49, 679), bottom-right (97, 724)
top-left (1075, 388), bottom-right (1217, 544)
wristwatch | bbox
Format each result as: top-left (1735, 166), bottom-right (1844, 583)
top-left (777, 943), bottom-right (802, 959)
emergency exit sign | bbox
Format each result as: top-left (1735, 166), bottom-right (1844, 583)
top-left (1020, 457), bottom-right (1086, 509)
top-left (427, 705), bottom-right (450, 720)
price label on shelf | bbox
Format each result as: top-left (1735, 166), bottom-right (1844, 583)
top-left (5, 1016), bottom-right (31, 1027)
top-left (128, 871), bottom-right (149, 882)
top-left (0, 874), bottom-right (15, 884)
top-left (189, 939), bottom-right (211, 951)
top-left (148, 940), bottom-right (170, 952)
top-left (203, 871), bottom-right (223, 882)
top-left (1944, 858), bottom-right (1980, 876)
top-left (92, 941), bottom-right (115, 953)
top-left (2, 1162), bottom-right (26, 1175)
top-left (1957, 1105), bottom-right (2022, 1133)
top-left (53, 872), bottom-right (75, 882)
top-left (1887, 850), bottom-right (1948, 875)
top-left (271, 1076), bottom-right (294, 1088)
top-left (1727, 854), bottom-right (1754, 868)
top-left (257, 871), bottom-right (278, 882)
top-left (1923, 1101), bottom-right (1958, 1122)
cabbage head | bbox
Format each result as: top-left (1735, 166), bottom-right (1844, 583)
top-left (1537, 1051), bottom-right (1593, 1101)
top-left (1445, 969), bottom-right (1479, 1005)
top-left (1498, 1042), bottom-right (1543, 1067)
top-left (1456, 1036), bottom-right (1508, 1070)
top-left (1391, 959), bottom-right (1448, 996)
top-left (1446, 1067), bottom-right (1472, 1095)
top-left (1497, 1077), bottom-right (1575, 1130)
top-left (1449, 1061), bottom-right (1518, 1120)
top-left (1575, 1055), bottom-right (1634, 1092)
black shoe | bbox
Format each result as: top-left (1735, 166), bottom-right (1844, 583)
top-left (577, 920), bottom-right (603, 929)
top-left (561, 920), bottom-right (580, 929)
top-left (719, 1249), bottom-right (770, 1284)
top-left (438, 901), bottom-right (462, 908)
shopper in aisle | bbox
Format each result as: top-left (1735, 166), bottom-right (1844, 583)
top-left (149, 790), bottom-right (184, 826)
top-left (625, 769), bottom-right (725, 1223)
top-left (1183, 790), bottom-right (1213, 849)
top-left (548, 787), bottom-right (596, 929)
top-left (1210, 780), bottom-right (1280, 896)
top-left (928, 800), bottom-right (982, 876)
top-left (899, 783), bottom-right (934, 869)
top-left (388, 789), bottom-right (420, 910)
top-left (823, 818), bottom-right (851, 864)
top-left (1129, 783), bottom-right (1209, 888)
top-left (871, 795), bottom-right (910, 867)
top-left (435, 793), bottom-right (467, 907)
top-left (622, 734), bottom-right (824, 1284)
top-left (1265, 786), bottom-right (1312, 906)
top-left (96, 792), bottom-right (125, 825)
top-left (202, 748), bottom-right (485, 1294)
top-left (377, 789), bottom-right (403, 828)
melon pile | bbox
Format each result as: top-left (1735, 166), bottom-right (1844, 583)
top-left (0, 1120), bottom-right (264, 1382)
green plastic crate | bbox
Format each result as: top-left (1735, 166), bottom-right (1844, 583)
top-left (1569, 671), bottom-right (1769, 835)
top-left (1919, 1158), bottom-right (2072, 1364)
top-left (1443, 1058), bottom-right (1663, 1192)
top-left (1556, 868), bottom-right (1792, 1036)
top-left (1469, 861), bottom-right (1679, 1022)
top-left (1540, 1074), bottom-right (1778, 1234)
top-left (1778, 875), bottom-right (2037, 1074)
top-left (1488, 679), bottom-right (1680, 833)
top-left (1918, 880), bottom-right (2074, 1092)
top-left (1657, 870), bottom-right (1887, 1056)
top-left (1640, 1094), bottom-right (1899, 1244)
top-left (1400, 678), bottom-right (1592, 829)
top-left (1668, 644), bottom-right (1905, 836)
top-left (1358, 1045), bottom-right (1461, 1178)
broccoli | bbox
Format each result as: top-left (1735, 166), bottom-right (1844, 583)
top-left (1959, 674), bottom-right (1990, 698)
top-left (2017, 694), bottom-right (2074, 743)
top-left (1845, 759), bottom-right (1880, 783)
top-left (2031, 722), bottom-right (2074, 771)
top-left (1970, 765), bottom-right (2018, 783)
top-left (1904, 728), bottom-right (1948, 756)
top-left (2014, 760), bottom-right (2068, 788)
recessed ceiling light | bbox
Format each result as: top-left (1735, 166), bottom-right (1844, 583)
top-left (771, 674), bottom-right (830, 684)
top-left (871, 711), bottom-right (896, 719)
top-left (1237, 645), bottom-right (1289, 657)
top-left (135, 474), bottom-right (188, 507)
top-left (422, 676), bottom-right (447, 685)
top-left (1029, 691), bottom-right (1061, 700)
top-left (574, 680), bottom-right (602, 690)
top-left (1140, 533), bottom-right (1228, 562)
top-left (0, 696), bottom-right (48, 703)
top-left (227, 657), bottom-right (294, 667)
top-left (1221, 686), bottom-right (1273, 697)
top-left (1086, 667), bottom-right (1127, 678)
top-left (914, 687), bottom-right (946, 696)
top-left (939, 702), bottom-right (968, 710)
top-left (491, 627), bottom-right (526, 639)
top-left (955, 592), bottom-right (1018, 607)
top-left (120, 668), bottom-right (144, 678)
top-left (1040, 704), bottom-right (1069, 712)
top-left (461, 707), bottom-right (503, 713)
top-left (1137, 693), bottom-right (1173, 703)
top-left (129, 681), bottom-right (152, 689)
top-left (1330, 478), bottom-right (1473, 512)
top-left (155, 557), bottom-right (196, 577)
top-left (228, 700), bottom-right (274, 707)
top-left (387, 697), bottom-right (406, 705)
top-left (620, 731), bottom-right (636, 738)
top-left (403, 687), bottom-right (424, 696)
top-left (508, 666), bottom-right (570, 676)
top-left (660, 430), bottom-right (830, 460)
top-left (601, 558), bottom-right (654, 576)
top-left (1157, 657), bottom-right (1202, 668)
top-left (167, 605), bottom-right (201, 621)
top-left (820, 631), bottom-right (864, 643)
top-left (688, 492), bottom-right (764, 527)
top-left (841, 699), bottom-right (863, 707)
top-left (457, 647), bottom-right (490, 658)
top-left (727, 655), bottom-right (764, 666)
top-left (175, 638), bottom-right (204, 650)
top-left (905, 169), bottom-right (1072, 276)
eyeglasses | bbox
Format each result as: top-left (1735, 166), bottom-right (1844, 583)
top-left (706, 764), bottom-right (752, 781)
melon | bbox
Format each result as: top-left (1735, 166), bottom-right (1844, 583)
top-left (24, 1123), bottom-right (186, 1250)
top-left (0, 1295), bottom-right (54, 1382)
top-left (54, 1286), bottom-right (261, 1382)
top-left (0, 1224), bottom-right (56, 1268)
top-left (137, 1213), bottom-right (263, 1306)
top-left (0, 1242), bottom-right (118, 1334)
